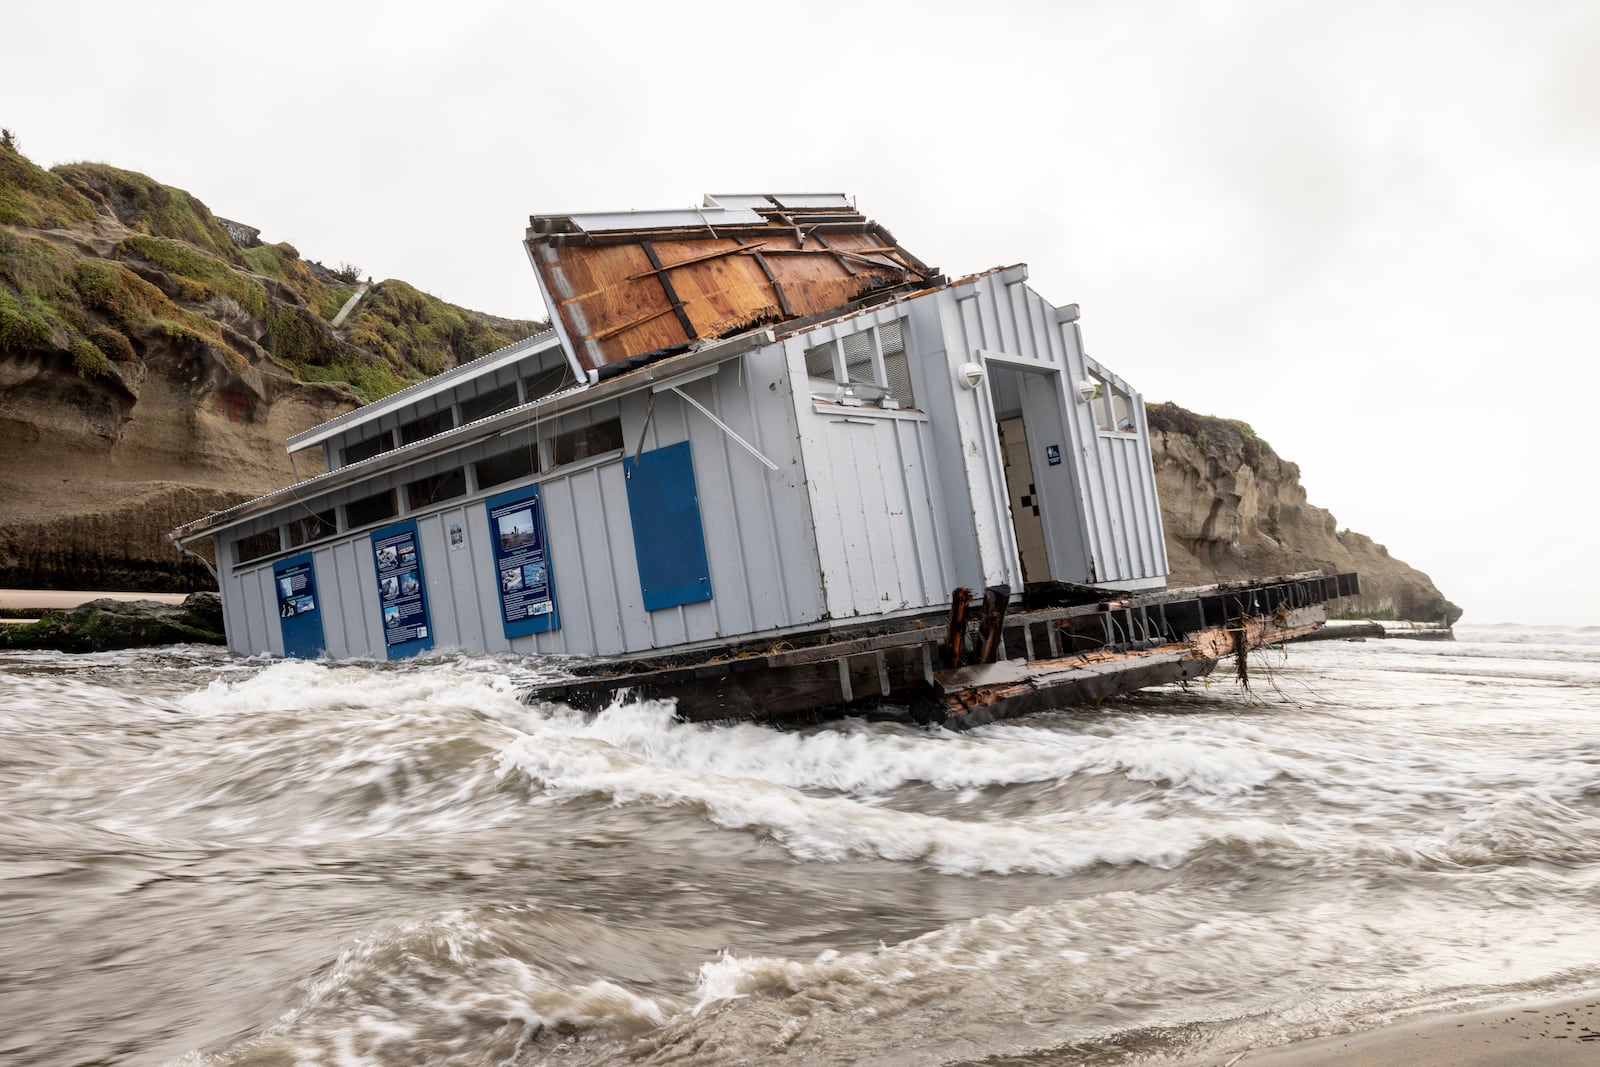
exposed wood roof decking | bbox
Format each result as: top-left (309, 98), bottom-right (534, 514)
top-left (526, 193), bottom-right (938, 377)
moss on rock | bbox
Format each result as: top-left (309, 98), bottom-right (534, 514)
top-left (0, 593), bottom-right (226, 652)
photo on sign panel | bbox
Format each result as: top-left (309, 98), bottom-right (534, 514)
top-left (497, 508), bottom-right (536, 552)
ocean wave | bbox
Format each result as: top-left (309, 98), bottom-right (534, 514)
top-left (9, 659), bottom-right (544, 845)
top-left (669, 881), bottom-right (1600, 1064)
top-left (494, 722), bottom-right (1298, 877)
top-left (180, 907), bottom-right (673, 1067)
top-left (1455, 623), bottom-right (1600, 646)
top-left (511, 698), bottom-right (1299, 798)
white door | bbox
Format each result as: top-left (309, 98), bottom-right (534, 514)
top-left (997, 417), bottom-right (1049, 583)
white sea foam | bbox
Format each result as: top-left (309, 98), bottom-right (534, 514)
top-left (16, 659), bottom-right (544, 845)
top-left (176, 656), bottom-right (529, 718)
top-left (511, 696), bottom-right (1300, 798)
top-left (494, 718), bottom-right (1297, 876)
top-left (12, 628), bottom-right (1600, 1067)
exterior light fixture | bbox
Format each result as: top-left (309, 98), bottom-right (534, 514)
top-left (957, 362), bottom-right (985, 390)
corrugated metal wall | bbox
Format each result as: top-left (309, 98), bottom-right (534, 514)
top-left (213, 271), bottom-right (1167, 661)
top-left (785, 309), bottom-right (958, 619)
top-left (217, 350), bottom-right (826, 659)
top-left (588, 355), bottom-right (824, 654)
top-left (902, 272), bottom-right (1168, 590)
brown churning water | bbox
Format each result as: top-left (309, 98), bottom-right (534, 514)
top-left (2, 625), bottom-right (1597, 1066)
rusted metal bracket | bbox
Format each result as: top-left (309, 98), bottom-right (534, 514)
top-left (632, 391), bottom-right (656, 466)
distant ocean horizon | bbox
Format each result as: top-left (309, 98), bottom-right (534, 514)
top-left (3, 622), bottom-right (1596, 1065)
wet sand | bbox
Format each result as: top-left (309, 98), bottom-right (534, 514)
top-left (1186, 993), bottom-right (1600, 1066)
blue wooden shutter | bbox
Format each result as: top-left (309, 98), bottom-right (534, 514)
top-left (623, 441), bottom-right (713, 611)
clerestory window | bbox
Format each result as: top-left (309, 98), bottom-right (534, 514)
top-left (1087, 371), bottom-right (1136, 433)
top-left (803, 319), bottom-right (914, 409)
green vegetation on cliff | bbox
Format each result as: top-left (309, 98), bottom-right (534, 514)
top-left (55, 162), bottom-right (242, 262)
top-left (344, 280), bottom-right (517, 379)
top-left (0, 140), bottom-right (542, 403)
top-left (0, 143), bottom-right (96, 227)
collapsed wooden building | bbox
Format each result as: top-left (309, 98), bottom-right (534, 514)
top-left (170, 194), bottom-right (1355, 726)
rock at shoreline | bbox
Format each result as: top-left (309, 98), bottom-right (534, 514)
top-left (1147, 403), bottom-right (1462, 624)
top-left (0, 592), bottom-right (225, 652)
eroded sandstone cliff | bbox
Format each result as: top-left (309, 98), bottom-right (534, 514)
top-left (0, 144), bottom-right (540, 590)
top-left (1147, 403), bottom-right (1461, 623)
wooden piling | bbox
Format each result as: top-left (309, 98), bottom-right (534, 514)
top-left (944, 587), bottom-right (972, 668)
top-left (976, 585), bottom-right (1011, 664)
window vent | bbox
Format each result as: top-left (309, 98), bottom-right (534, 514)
top-left (345, 488), bottom-right (398, 529)
top-left (287, 509), bottom-right (336, 547)
top-left (234, 527), bottom-right (282, 565)
top-left (803, 318), bottom-right (914, 409)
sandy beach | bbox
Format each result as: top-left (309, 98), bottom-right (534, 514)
top-left (1184, 993), bottom-right (1600, 1066)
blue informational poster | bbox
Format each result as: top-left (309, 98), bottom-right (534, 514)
top-left (485, 486), bottom-right (560, 638)
top-left (1045, 444), bottom-right (1062, 467)
top-left (370, 521), bottom-right (434, 659)
top-left (273, 553), bottom-right (325, 659)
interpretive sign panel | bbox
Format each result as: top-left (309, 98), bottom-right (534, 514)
top-left (370, 521), bottom-right (433, 659)
top-left (272, 553), bottom-right (325, 659)
top-left (485, 486), bottom-right (559, 638)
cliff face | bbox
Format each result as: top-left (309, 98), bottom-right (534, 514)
top-left (0, 214), bottom-right (358, 589)
top-left (0, 144), bottom-right (541, 591)
top-left (1147, 403), bottom-right (1461, 623)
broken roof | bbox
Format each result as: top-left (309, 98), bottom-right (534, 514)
top-left (526, 193), bottom-right (939, 380)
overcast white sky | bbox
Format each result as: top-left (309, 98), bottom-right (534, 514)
top-left (6, 0), bottom-right (1596, 624)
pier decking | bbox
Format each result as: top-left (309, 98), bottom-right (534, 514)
top-left (522, 571), bottom-right (1359, 728)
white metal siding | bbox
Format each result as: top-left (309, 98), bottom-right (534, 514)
top-left (785, 311), bottom-right (961, 621)
top-left (905, 273), bottom-right (1167, 591)
top-left (211, 272), bottom-right (1166, 660)
top-left (220, 348), bottom-right (825, 661)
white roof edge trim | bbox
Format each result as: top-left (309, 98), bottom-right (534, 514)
top-left (559, 206), bottom-right (764, 233)
top-left (702, 193), bottom-right (853, 210)
top-left (285, 329), bottom-right (562, 454)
